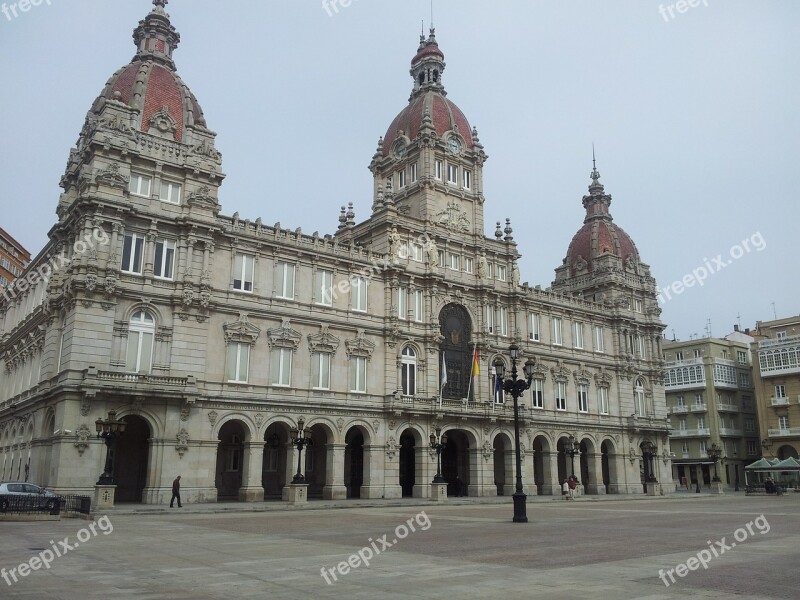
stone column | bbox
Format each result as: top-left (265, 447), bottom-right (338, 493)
top-left (413, 445), bottom-right (430, 498)
top-left (323, 443), bottom-right (347, 500)
top-left (522, 446), bottom-right (536, 496)
top-left (587, 452), bottom-right (606, 495)
top-left (546, 450), bottom-right (560, 496)
top-left (471, 448), bottom-right (495, 497)
top-left (359, 444), bottom-right (386, 499)
top-left (281, 442), bottom-right (299, 501)
top-left (239, 442), bottom-right (265, 502)
top-left (502, 447), bottom-right (515, 497)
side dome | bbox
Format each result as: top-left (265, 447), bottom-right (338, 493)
top-left (563, 165), bottom-right (641, 276)
top-left (382, 29), bottom-right (473, 157)
top-left (88, 0), bottom-right (207, 142)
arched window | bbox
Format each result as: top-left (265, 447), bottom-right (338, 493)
top-left (126, 310), bottom-right (155, 373)
top-left (401, 346), bottom-right (417, 396)
top-left (634, 378), bottom-right (647, 416)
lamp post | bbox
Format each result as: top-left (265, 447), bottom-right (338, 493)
top-left (565, 434), bottom-right (579, 478)
top-left (640, 440), bottom-right (658, 483)
top-left (493, 344), bottom-right (536, 524)
top-left (708, 442), bottom-right (722, 482)
top-left (429, 426), bottom-right (448, 484)
top-left (289, 417), bottom-right (313, 484)
top-left (94, 410), bottom-right (127, 485)
top-left (761, 438), bottom-right (772, 457)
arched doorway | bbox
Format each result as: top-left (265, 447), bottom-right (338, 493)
top-left (345, 428), bottom-right (364, 499)
top-left (556, 437), bottom-right (571, 484)
top-left (579, 440), bottom-right (591, 491)
top-left (601, 440), bottom-right (617, 494)
top-left (439, 304), bottom-right (473, 400)
top-left (777, 445), bottom-right (799, 460)
top-left (493, 433), bottom-right (513, 496)
top-left (113, 415), bottom-right (150, 502)
top-left (532, 435), bottom-right (551, 495)
top-left (216, 420), bottom-right (246, 500)
top-left (399, 431), bottom-right (416, 497)
top-left (263, 423), bottom-right (290, 499)
top-left (442, 429), bottom-right (470, 496)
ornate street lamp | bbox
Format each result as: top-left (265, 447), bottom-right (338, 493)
top-left (640, 440), bottom-right (658, 484)
top-left (94, 410), bottom-right (127, 485)
top-left (289, 417), bottom-right (313, 484)
top-left (707, 442), bottom-right (722, 482)
top-left (493, 343), bottom-right (536, 524)
top-left (565, 434), bottom-right (579, 478)
top-left (429, 426), bottom-right (448, 484)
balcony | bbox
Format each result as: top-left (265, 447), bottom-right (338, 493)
top-left (767, 428), bottom-right (800, 438)
top-left (759, 334), bottom-right (800, 348)
top-left (670, 406), bottom-right (689, 415)
top-left (716, 403), bottom-right (739, 413)
top-left (718, 428), bottom-right (743, 437)
top-left (665, 357), bottom-right (704, 367)
top-left (671, 428), bottom-right (711, 438)
top-left (690, 403), bottom-right (707, 413)
top-left (770, 396), bottom-right (790, 407)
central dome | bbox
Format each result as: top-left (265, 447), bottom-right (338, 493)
top-left (382, 30), bottom-right (473, 157)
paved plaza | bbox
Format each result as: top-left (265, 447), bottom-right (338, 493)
top-left (1, 494), bottom-right (797, 599)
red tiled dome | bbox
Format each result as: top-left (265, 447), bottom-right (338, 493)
top-left (566, 220), bottom-right (640, 275)
top-left (383, 92), bottom-right (472, 157)
top-left (412, 43), bottom-right (445, 65)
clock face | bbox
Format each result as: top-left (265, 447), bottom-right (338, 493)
top-left (393, 140), bottom-right (407, 159)
top-left (448, 137), bottom-right (461, 154)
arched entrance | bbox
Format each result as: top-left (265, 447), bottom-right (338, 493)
top-left (399, 430), bottom-right (416, 497)
top-left (344, 428), bottom-right (364, 499)
top-left (442, 429), bottom-right (471, 496)
top-left (216, 420), bottom-right (246, 500)
top-left (263, 423), bottom-right (290, 499)
top-left (556, 436), bottom-right (571, 484)
top-left (579, 439), bottom-right (591, 491)
top-left (439, 304), bottom-right (473, 400)
top-left (532, 435), bottom-right (552, 495)
top-left (601, 440), bottom-right (617, 494)
top-left (493, 433), bottom-right (513, 496)
top-left (777, 445), bottom-right (799, 460)
top-left (113, 415), bottom-right (150, 502)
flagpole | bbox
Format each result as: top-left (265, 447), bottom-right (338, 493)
top-left (465, 341), bottom-right (477, 403)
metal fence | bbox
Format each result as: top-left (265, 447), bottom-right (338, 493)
top-left (60, 495), bottom-right (92, 516)
top-left (0, 494), bottom-right (61, 515)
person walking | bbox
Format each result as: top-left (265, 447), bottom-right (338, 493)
top-left (562, 478), bottom-right (570, 500)
top-left (568, 475), bottom-right (577, 500)
top-left (170, 475), bottom-right (183, 508)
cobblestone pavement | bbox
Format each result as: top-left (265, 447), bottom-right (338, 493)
top-left (1, 494), bottom-right (797, 599)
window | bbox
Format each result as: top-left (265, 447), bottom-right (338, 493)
top-left (121, 233), bottom-right (145, 274)
top-left (271, 347), bottom-right (292, 386)
top-left (311, 352), bottom-right (331, 390)
top-left (464, 257), bottom-right (473, 274)
top-left (693, 349), bottom-right (701, 358)
top-left (633, 299), bottom-right (643, 313)
top-left (434, 160), bottom-right (443, 180)
top-left (697, 416), bottom-right (706, 429)
top-left (398, 240), bottom-right (409, 259)
top-left (233, 254), bottom-right (254, 292)
top-left (552, 317), bottom-right (563, 345)
top-left (448, 253), bottom-right (460, 271)
top-left (352, 276), bottom-right (367, 312)
top-left (676, 351), bottom-right (684, 361)
top-left (411, 163), bottom-right (418, 183)
top-left (129, 173), bottom-right (152, 197)
top-left (498, 307), bottom-right (508, 337)
top-left (529, 314), bottom-right (541, 342)
top-left (398, 170), bottom-right (406, 188)
top-left (160, 180), bottom-right (181, 204)
top-left (598, 387), bottom-right (609, 415)
top-left (634, 335), bottom-right (644, 357)
top-left (531, 379), bottom-right (543, 408)
top-left (695, 393), bottom-right (704, 406)
top-left (276, 262), bottom-right (295, 299)
top-left (126, 310), bottom-right (154, 373)
top-left (350, 356), bottom-right (367, 393)
top-left (447, 164), bottom-right (458, 184)
top-left (496, 265), bottom-right (507, 281)
top-left (437, 249), bottom-right (446, 267)
top-left (398, 287), bottom-right (407, 320)
top-left (747, 441), bottom-right (758, 456)
top-left (682, 442), bottom-right (689, 455)
top-left (594, 325), bottom-right (604, 352)
top-left (573, 322), bottom-right (584, 349)
top-left (485, 305), bottom-right (495, 333)
top-left (739, 373), bottom-right (750, 387)
top-left (677, 395), bottom-right (686, 407)
top-left (226, 437), bottom-right (241, 472)
top-left (493, 372), bottom-right (505, 404)
top-left (699, 440), bottom-right (708, 455)
top-left (775, 385), bottom-right (786, 398)
top-left (678, 418), bottom-right (687, 431)
top-left (777, 331), bottom-right (787, 340)
top-left (737, 350), bottom-right (747, 364)
top-left (634, 379), bottom-right (646, 415)
top-left (463, 169), bottom-right (471, 189)
top-left (411, 243), bottom-right (423, 262)
top-left (401, 346), bottom-right (417, 396)
top-left (577, 384), bottom-right (589, 412)
top-left (722, 349), bottom-right (729, 359)
top-left (316, 270), bottom-right (333, 306)
top-left (227, 342), bottom-right (250, 383)
top-left (778, 416), bottom-right (789, 430)
top-left (744, 418), bottom-right (755, 433)
top-left (412, 290), bottom-right (424, 322)
top-left (556, 381), bottom-right (567, 410)
top-left (153, 239), bottom-right (175, 279)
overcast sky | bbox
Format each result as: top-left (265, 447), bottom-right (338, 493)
top-left (0, 0), bottom-right (797, 339)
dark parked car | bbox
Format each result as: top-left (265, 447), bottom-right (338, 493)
top-left (0, 482), bottom-right (60, 512)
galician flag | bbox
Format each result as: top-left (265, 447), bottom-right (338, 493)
top-left (471, 345), bottom-right (480, 376)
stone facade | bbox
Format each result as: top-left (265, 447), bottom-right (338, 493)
top-left (0, 2), bottom-right (672, 503)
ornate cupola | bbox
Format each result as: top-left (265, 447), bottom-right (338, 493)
top-left (133, 0), bottom-right (180, 69)
top-left (366, 29), bottom-right (487, 235)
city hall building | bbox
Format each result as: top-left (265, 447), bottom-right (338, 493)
top-left (0, 1), bottom-right (673, 503)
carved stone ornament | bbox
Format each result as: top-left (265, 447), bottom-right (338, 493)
top-left (94, 162), bottom-right (129, 190)
top-left (345, 329), bottom-right (376, 358)
top-left (482, 440), bottom-right (493, 462)
top-left (175, 428), bottom-right (190, 458)
top-left (208, 410), bottom-right (218, 426)
top-left (187, 185), bottom-right (217, 209)
top-left (223, 313), bottom-right (261, 345)
top-left (74, 424), bottom-right (92, 457)
top-left (386, 436), bottom-right (397, 459)
top-left (255, 413), bottom-right (264, 429)
top-left (307, 325), bottom-right (341, 355)
top-left (336, 418), bottom-right (344, 432)
top-left (80, 396), bottom-right (91, 417)
top-left (149, 105), bottom-right (178, 137)
top-left (85, 273), bottom-right (98, 293)
top-left (266, 319), bottom-right (301, 350)
top-left (180, 405), bottom-right (191, 422)
top-left (435, 200), bottom-right (470, 233)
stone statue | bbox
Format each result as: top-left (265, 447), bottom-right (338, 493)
top-left (477, 251), bottom-right (489, 279)
top-left (388, 226), bottom-right (399, 257)
top-left (426, 238), bottom-right (438, 266)
top-left (512, 262), bottom-right (520, 286)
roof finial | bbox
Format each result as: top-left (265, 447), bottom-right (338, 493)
top-left (431, 0), bottom-right (434, 30)
top-left (590, 143), bottom-right (601, 183)
top-left (153, 0), bottom-right (168, 8)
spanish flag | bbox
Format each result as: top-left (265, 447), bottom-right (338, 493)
top-left (471, 345), bottom-right (480, 376)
